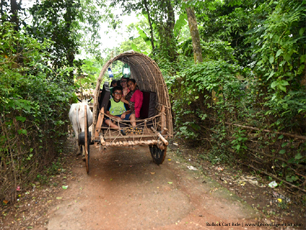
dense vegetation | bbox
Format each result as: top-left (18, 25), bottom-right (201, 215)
top-left (0, 21), bottom-right (72, 202)
top-left (0, 0), bottom-right (106, 202)
top-left (174, 0), bottom-right (306, 194)
top-left (111, 0), bottom-right (306, 193)
top-left (1, 0), bottom-right (305, 203)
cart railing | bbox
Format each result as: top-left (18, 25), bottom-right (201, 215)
top-left (94, 106), bottom-right (168, 148)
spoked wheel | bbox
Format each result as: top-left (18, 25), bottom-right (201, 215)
top-left (149, 145), bottom-right (167, 165)
top-left (84, 105), bottom-right (90, 174)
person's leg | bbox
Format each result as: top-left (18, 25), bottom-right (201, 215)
top-left (129, 114), bottom-right (142, 134)
top-left (129, 113), bottom-right (136, 127)
top-left (105, 119), bottom-right (119, 129)
top-left (105, 117), bottom-right (127, 135)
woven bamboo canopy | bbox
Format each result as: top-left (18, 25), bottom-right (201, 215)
top-left (93, 51), bottom-right (173, 136)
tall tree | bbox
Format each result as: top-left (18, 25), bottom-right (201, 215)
top-left (10, 0), bottom-right (19, 29)
top-left (27, 0), bottom-right (106, 83)
top-left (110, 0), bottom-right (178, 62)
top-left (28, 0), bottom-right (81, 72)
top-left (186, 6), bottom-right (202, 63)
top-left (0, 0), bottom-right (22, 29)
top-left (155, 0), bottom-right (176, 61)
top-left (143, 0), bottom-right (155, 50)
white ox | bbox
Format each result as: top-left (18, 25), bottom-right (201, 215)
top-left (69, 98), bottom-right (93, 155)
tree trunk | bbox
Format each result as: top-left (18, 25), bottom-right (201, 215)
top-left (157, 0), bottom-right (176, 62)
top-left (1, 0), bottom-right (4, 22)
top-left (10, 0), bottom-right (19, 30)
top-left (166, 0), bottom-right (176, 62)
top-left (143, 0), bottom-right (155, 50)
top-left (186, 7), bottom-right (203, 63)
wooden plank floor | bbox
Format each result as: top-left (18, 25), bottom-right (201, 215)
top-left (102, 127), bottom-right (156, 140)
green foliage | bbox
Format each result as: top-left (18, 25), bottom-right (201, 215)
top-left (173, 13), bottom-right (187, 38)
top-left (74, 58), bottom-right (102, 97)
top-left (231, 129), bottom-right (248, 154)
top-left (195, 0), bottom-right (253, 66)
top-left (111, 0), bottom-right (178, 62)
top-left (170, 60), bottom-right (241, 138)
top-left (118, 21), bottom-right (152, 54)
top-left (245, 0), bottom-right (306, 126)
top-left (207, 125), bottom-right (233, 165)
top-left (180, 39), bottom-right (236, 62)
top-left (0, 21), bottom-right (73, 200)
top-left (27, 0), bottom-right (82, 74)
top-left (46, 159), bottom-right (63, 175)
top-left (168, 2), bottom-right (306, 185)
top-left (136, 25), bottom-right (152, 48)
top-left (25, 0), bottom-right (109, 82)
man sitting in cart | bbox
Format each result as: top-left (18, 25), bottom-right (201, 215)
top-left (105, 86), bottom-right (136, 135)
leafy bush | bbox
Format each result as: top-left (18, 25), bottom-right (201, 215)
top-left (167, 7), bottom-right (306, 186)
top-left (0, 22), bottom-right (73, 202)
top-left (170, 60), bottom-right (242, 139)
top-left (246, 0), bottom-right (306, 126)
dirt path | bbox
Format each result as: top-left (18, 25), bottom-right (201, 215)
top-left (46, 143), bottom-right (260, 230)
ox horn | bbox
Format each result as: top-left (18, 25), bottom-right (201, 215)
top-left (77, 98), bottom-right (82, 102)
top-left (87, 98), bottom-right (93, 103)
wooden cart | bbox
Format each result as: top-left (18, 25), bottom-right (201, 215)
top-left (81, 51), bottom-right (173, 174)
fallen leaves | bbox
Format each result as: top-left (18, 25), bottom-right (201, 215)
top-left (3, 200), bottom-right (9, 205)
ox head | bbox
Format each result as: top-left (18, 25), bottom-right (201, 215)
top-left (77, 98), bottom-right (93, 103)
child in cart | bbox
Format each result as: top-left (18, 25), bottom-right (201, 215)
top-left (105, 86), bottom-right (136, 135)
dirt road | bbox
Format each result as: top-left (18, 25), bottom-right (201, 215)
top-left (47, 143), bottom-right (259, 230)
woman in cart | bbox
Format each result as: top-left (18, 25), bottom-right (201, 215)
top-left (121, 79), bottom-right (143, 133)
top-left (119, 76), bottom-right (130, 97)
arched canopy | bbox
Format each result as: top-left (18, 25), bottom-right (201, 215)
top-left (93, 51), bottom-right (173, 136)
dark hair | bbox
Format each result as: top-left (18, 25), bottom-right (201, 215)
top-left (127, 78), bottom-right (136, 84)
top-left (111, 80), bottom-right (117, 87)
top-left (112, 86), bottom-right (123, 93)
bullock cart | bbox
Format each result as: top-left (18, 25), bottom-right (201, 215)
top-left (80, 51), bottom-right (173, 174)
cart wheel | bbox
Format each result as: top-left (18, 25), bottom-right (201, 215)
top-left (84, 105), bottom-right (90, 174)
top-left (149, 145), bottom-right (167, 165)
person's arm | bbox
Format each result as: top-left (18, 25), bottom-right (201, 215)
top-left (120, 110), bottom-right (131, 118)
top-left (120, 104), bottom-right (131, 118)
top-left (120, 97), bottom-right (129, 104)
top-left (108, 112), bottom-right (121, 120)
